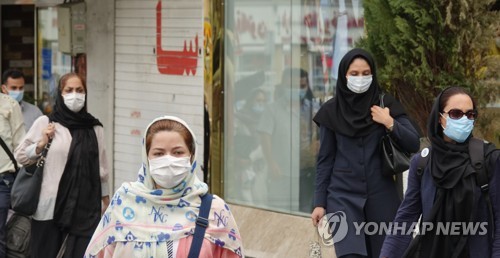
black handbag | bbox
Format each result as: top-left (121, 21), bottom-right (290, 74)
top-left (379, 93), bottom-right (411, 176)
top-left (11, 138), bottom-right (53, 216)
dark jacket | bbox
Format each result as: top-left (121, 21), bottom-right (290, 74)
top-left (380, 147), bottom-right (500, 258)
top-left (315, 116), bottom-right (419, 257)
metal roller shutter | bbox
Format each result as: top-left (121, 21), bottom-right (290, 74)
top-left (114, 0), bottom-right (204, 189)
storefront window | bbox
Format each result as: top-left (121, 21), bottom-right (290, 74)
top-left (224, 0), bottom-right (364, 215)
top-left (36, 7), bottom-right (72, 114)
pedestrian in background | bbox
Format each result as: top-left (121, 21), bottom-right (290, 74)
top-left (0, 94), bottom-right (25, 258)
top-left (2, 69), bottom-right (43, 131)
top-left (381, 86), bottom-right (500, 257)
top-left (233, 88), bottom-right (268, 202)
top-left (311, 48), bottom-right (420, 258)
top-left (85, 116), bottom-right (243, 257)
top-left (14, 73), bottom-right (109, 258)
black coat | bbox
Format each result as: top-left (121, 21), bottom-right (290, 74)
top-left (315, 116), bottom-right (419, 257)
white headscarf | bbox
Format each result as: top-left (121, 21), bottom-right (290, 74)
top-left (85, 116), bottom-right (243, 257)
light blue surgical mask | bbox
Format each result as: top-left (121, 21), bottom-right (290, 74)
top-left (441, 115), bottom-right (474, 143)
top-left (299, 89), bottom-right (307, 99)
top-left (8, 90), bottom-right (24, 102)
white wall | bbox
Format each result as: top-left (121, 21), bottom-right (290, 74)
top-left (86, 0), bottom-right (115, 190)
top-left (113, 0), bottom-right (204, 189)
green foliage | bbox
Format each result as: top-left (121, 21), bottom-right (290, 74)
top-left (358, 0), bottom-right (500, 140)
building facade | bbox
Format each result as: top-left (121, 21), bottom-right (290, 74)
top-left (1, 0), bottom-right (365, 256)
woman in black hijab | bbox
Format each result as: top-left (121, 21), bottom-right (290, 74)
top-left (311, 48), bottom-right (420, 258)
top-left (14, 73), bottom-right (110, 258)
top-left (381, 86), bottom-right (500, 258)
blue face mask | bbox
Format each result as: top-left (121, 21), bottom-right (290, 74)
top-left (299, 89), bottom-right (307, 99)
top-left (8, 90), bottom-right (24, 102)
top-left (441, 115), bottom-right (474, 143)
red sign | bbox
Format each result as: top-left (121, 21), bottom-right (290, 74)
top-left (156, 0), bottom-right (199, 76)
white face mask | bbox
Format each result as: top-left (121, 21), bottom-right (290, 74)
top-left (346, 75), bottom-right (373, 93)
top-left (63, 92), bottom-right (86, 112)
top-left (149, 155), bottom-right (192, 189)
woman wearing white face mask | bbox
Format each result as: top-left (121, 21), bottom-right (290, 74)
top-left (310, 49), bottom-right (420, 258)
top-left (85, 116), bottom-right (243, 258)
top-left (14, 73), bottom-right (110, 258)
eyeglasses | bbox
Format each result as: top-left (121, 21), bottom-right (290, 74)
top-left (442, 109), bottom-right (478, 120)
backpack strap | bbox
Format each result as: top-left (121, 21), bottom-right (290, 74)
top-left (469, 137), bottom-right (494, 241)
top-left (188, 193), bottom-right (213, 258)
top-left (416, 147), bottom-right (430, 181)
top-left (470, 138), bottom-right (487, 191)
top-left (416, 139), bottom-right (494, 240)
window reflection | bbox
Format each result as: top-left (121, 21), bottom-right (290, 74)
top-left (224, 0), bottom-right (364, 215)
top-left (37, 7), bottom-right (72, 114)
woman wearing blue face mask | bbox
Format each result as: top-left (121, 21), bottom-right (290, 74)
top-left (85, 116), bottom-right (243, 258)
top-left (311, 48), bottom-right (420, 258)
top-left (381, 86), bottom-right (500, 258)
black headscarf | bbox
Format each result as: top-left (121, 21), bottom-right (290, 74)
top-left (404, 87), bottom-right (497, 258)
top-left (49, 81), bottom-right (103, 236)
top-left (313, 48), bottom-right (406, 137)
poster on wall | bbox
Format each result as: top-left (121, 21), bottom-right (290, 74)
top-left (41, 48), bottom-right (52, 80)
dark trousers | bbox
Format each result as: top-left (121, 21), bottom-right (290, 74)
top-left (31, 219), bottom-right (64, 258)
top-left (0, 173), bottom-right (15, 258)
top-left (31, 219), bottom-right (92, 258)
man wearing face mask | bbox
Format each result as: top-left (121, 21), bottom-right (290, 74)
top-left (0, 92), bottom-right (25, 258)
top-left (1, 69), bottom-right (43, 131)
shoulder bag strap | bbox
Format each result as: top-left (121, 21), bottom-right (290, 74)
top-left (35, 116), bottom-right (53, 168)
top-left (0, 136), bottom-right (19, 172)
top-left (188, 193), bottom-right (213, 258)
top-left (469, 137), bottom-right (494, 241)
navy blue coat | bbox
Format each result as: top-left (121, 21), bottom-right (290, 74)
top-left (381, 147), bottom-right (500, 258)
top-left (315, 116), bottom-right (419, 257)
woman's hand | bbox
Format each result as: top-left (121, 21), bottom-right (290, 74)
top-left (371, 105), bottom-right (394, 130)
top-left (37, 122), bottom-right (55, 154)
top-left (311, 207), bottom-right (326, 227)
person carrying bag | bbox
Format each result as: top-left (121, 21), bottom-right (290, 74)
top-left (13, 73), bottom-right (110, 258)
top-left (0, 135), bottom-right (49, 257)
top-left (10, 137), bottom-right (52, 216)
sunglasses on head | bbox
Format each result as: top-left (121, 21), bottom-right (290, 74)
top-left (442, 109), bottom-right (478, 120)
